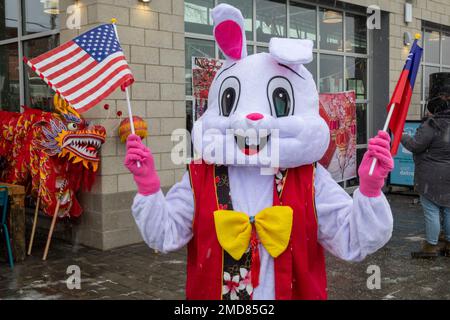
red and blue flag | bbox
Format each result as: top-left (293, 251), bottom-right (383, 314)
top-left (388, 38), bottom-right (423, 156)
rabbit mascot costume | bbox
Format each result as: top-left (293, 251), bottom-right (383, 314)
top-left (125, 4), bottom-right (394, 300)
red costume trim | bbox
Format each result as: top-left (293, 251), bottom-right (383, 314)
top-left (186, 162), bottom-right (327, 300)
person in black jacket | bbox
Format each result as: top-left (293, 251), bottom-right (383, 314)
top-left (402, 72), bottom-right (450, 258)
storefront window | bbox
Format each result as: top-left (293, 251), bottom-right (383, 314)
top-left (319, 8), bottom-right (343, 52)
top-left (256, 46), bottom-right (268, 53)
top-left (424, 30), bottom-right (440, 64)
top-left (0, 0), bottom-right (18, 40)
top-left (23, 35), bottom-right (58, 111)
top-left (320, 54), bottom-right (344, 93)
top-left (0, 42), bottom-right (19, 111)
top-left (345, 13), bottom-right (367, 54)
top-left (185, 38), bottom-right (215, 95)
top-left (423, 66), bottom-right (439, 100)
top-left (0, 0), bottom-right (59, 112)
top-left (289, 2), bottom-right (316, 46)
top-left (346, 57), bottom-right (367, 100)
top-left (356, 103), bottom-right (367, 145)
top-left (421, 26), bottom-right (450, 111)
top-left (256, 0), bottom-right (286, 43)
top-left (185, 0), bottom-right (214, 35)
top-left (23, 0), bottom-right (59, 35)
top-left (442, 32), bottom-right (450, 66)
top-left (305, 52), bottom-right (317, 83)
top-left (218, 0), bottom-right (253, 40)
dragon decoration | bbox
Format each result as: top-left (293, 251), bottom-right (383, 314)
top-left (0, 94), bottom-right (106, 218)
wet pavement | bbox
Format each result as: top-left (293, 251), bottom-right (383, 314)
top-left (0, 194), bottom-right (449, 300)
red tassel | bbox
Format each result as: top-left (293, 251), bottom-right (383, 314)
top-left (250, 227), bottom-right (260, 289)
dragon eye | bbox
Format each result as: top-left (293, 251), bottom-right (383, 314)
top-left (67, 123), bottom-right (78, 131)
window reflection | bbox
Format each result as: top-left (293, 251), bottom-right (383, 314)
top-left (442, 32), bottom-right (450, 66)
top-left (23, 0), bottom-right (59, 35)
top-left (304, 53), bottom-right (317, 84)
top-left (320, 54), bottom-right (344, 93)
top-left (319, 8), bottom-right (343, 51)
top-left (356, 104), bottom-right (367, 144)
top-left (257, 46), bottom-right (269, 53)
top-left (0, 42), bottom-right (20, 112)
top-left (289, 2), bottom-right (316, 46)
top-left (423, 66), bottom-right (439, 100)
top-left (185, 0), bottom-right (214, 35)
top-left (0, 0), bottom-right (18, 40)
top-left (424, 30), bottom-right (440, 64)
top-left (23, 35), bottom-right (59, 111)
top-left (185, 38), bottom-right (215, 95)
top-left (346, 57), bottom-right (367, 99)
top-left (345, 13), bottom-right (367, 54)
top-left (256, 0), bottom-right (286, 43)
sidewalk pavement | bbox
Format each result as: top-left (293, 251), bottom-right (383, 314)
top-left (0, 194), bottom-right (449, 300)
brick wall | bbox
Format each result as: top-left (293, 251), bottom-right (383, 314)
top-left (59, 0), bottom-right (185, 249)
top-left (341, 0), bottom-right (450, 120)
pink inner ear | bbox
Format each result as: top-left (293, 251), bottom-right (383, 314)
top-left (214, 20), bottom-right (243, 60)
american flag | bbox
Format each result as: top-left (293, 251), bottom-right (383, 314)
top-left (24, 24), bottom-right (134, 113)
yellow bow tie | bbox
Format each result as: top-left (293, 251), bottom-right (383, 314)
top-left (213, 206), bottom-right (293, 261)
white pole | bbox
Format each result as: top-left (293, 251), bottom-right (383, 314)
top-left (368, 103), bottom-right (395, 176)
top-left (112, 19), bottom-right (140, 167)
top-left (125, 86), bottom-right (136, 135)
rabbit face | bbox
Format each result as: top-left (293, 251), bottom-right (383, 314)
top-left (192, 4), bottom-right (330, 169)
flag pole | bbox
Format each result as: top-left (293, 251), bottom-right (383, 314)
top-left (368, 103), bottom-right (395, 176)
top-left (368, 33), bottom-right (422, 177)
top-left (111, 18), bottom-right (140, 167)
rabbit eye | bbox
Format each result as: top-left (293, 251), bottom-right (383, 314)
top-left (219, 76), bottom-right (240, 117)
top-left (221, 88), bottom-right (236, 116)
top-left (272, 88), bottom-right (291, 117)
top-left (267, 76), bottom-right (294, 117)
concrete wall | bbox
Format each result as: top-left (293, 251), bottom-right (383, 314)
top-left (59, 0), bottom-right (185, 250)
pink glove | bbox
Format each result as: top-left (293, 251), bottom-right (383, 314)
top-left (358, 131), bottom-right (394, 197)
top-left (124, 134), bottom-right (160, 196)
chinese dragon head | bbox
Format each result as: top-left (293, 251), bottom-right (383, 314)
top-left (0, 94), bottom-right (106, 218)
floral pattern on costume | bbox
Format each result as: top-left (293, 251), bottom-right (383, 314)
top-left (222, 247), bottom-right (252, 300)
top-left (275, 168), bottom-right (288, 198)
top-left (238, 268), bottom-right (253, 296)
top-left (215, 165), bottom-right (253, 300)
top-left (222, 272), bottom-right (240, 300)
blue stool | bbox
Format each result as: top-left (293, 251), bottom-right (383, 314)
top-left (0, 186), bottom-right (14, 268)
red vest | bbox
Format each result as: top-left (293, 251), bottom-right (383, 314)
top-left (186, 162), bottom-right (327, 300)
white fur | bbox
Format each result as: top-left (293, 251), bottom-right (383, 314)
top-left (130, 4), bottom-right (393, 300)
top-left (211, 4), bottom-right (248, 60)
top-left (269, 38), bottom-right (314, 65)
top-left (192, 52), bottom-right (330, 168)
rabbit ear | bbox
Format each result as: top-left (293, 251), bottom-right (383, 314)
top-left (269, 38), bottom-right (314, 65)
top-left (212, 4), bottom-right (247, 61)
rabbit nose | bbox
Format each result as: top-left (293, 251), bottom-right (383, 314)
top-left (246, 113), bottom-right (264, 121)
